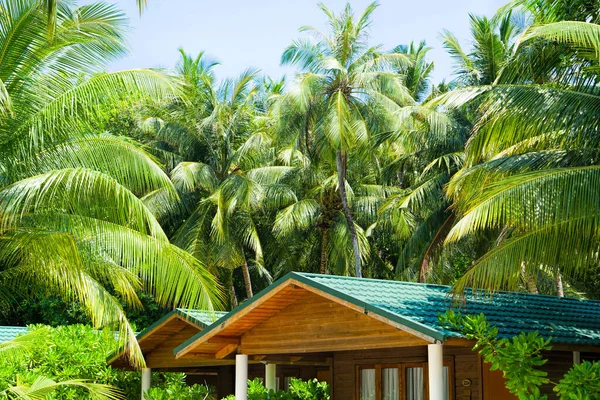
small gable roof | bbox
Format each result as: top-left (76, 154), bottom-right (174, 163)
top-left (138, 308), bottom-right (228, 339)
top-left (175, 272), bottom-right (600, 357)
top-left (108, 309), bottom-right (226, 368)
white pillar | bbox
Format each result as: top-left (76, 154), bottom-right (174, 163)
top-left (236, 354), bottom-right (249, 400)
top-left (573, 351), bottom-right (581, 365)
top-left (141, 368), bottom-right (151, 400)
top-left (428, 343), bottom-right (444, 400)
top-left (265, 363), bottom-right (277, 391)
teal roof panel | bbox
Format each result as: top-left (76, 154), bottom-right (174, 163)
top-left (0, 326), bottom-right (28, 343)
top-left (175, 273), bottom-right (600, 355)
top-left (298, 273), bottom-right (600, 345)
top-left (175, 309), bottom-right (228, 328)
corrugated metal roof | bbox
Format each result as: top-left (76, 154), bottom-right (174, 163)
top-left (0, 326), bottom-right (28, 343)
top-left (176, 272), bottom-right (600, 354)
top-left (300, 273), bottom-right (600, 345)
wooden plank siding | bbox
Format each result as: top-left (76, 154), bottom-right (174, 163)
top-left (240, 291), bottom-right (427, 355)
top-left (539, 351), bottom-right (576, 398)
top-left (332, 346), bottom-right (481, 400)
top-left (144, 324), bottom-right (236, 369)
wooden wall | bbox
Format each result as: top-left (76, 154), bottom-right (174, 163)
top-left (482, 349), bottom-right (586, 399)
top-left (481, 362), bottom-right (515, 400)
top-left (332, 346), bottom-right (481, 400)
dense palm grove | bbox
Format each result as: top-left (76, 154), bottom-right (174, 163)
top-left (2, 0), bottom-right (600, 365)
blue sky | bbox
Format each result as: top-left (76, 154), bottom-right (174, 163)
top-left (94, 0), bottom-right (508, 84)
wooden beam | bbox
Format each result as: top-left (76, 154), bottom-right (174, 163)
top-left (215, 344), bottom-right (238, 359)
top-left (186, 352), bottom-right (219, 359)
top-left (239, 291), bottom-right (428, 355)
top-left (289, 356), bottom-right (303, 362)
top-left (208, 336), bottom-right (240, 345)
top-left (444, 338), bottom-right (476, 347)
top-left (252, 355), bottom-right (266, 361)
top-left (552, 344), bottom-right (600, 353)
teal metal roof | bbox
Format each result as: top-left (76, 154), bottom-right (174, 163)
top-left (175, 273), bottom-right (600, 354)
top-left (175, 309), bottom-right (228, 328)
top-left (136, 309), bottom-right (227, 341)
top-left (297, 273), bottom-right (600, 345)
top-left (0, 326), bottom-right (28, 343)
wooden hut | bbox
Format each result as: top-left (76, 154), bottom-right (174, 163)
top-left (111, 272), bottom-right (600, 400)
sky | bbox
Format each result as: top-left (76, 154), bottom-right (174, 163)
top-left (91, 0), bottom-right (508, 84)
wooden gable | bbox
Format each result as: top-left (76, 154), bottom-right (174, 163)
top-left (110, 313), bottom-right (234, 369)
top-left (177, 280), bottom-right (429, 360)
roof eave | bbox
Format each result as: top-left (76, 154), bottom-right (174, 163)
top-left (174, 272), bottom-right (449, 358)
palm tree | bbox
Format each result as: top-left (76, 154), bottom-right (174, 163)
top-left (2, 376), bottom-right (123, 400)
top-left (44, 0), bottom-right (147, 38)
top-left (376, 95), bottom-right (468, 283)
top-left (392, 41), bottom-right (434, 102)
top-left (435, 17), bottom-right (600, 294)
top-left (271, 148), bottom-right (373, 276)
top-left (140, 53), bottom-right (293, 304)
top-left (0, 0), bottom-right (221, 366)
top-left (278, 2), bottom-right (413, 277)
top-left (441, 11), bottom-right (522, 86)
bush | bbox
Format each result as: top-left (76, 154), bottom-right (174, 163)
top-left (222, 378), bottom-right (330, 400)
top-left (0, 324), bottom-right (139, 399)
top-left (145, 373), bottom-right (215, 400)
top-left (0, 325), bottom-right (213, 399)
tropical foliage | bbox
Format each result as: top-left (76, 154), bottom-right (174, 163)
top-left (435, 0), bottom-right (600, 295)
top-left (221, 378), bottom-right (330, 400)
top-left (0, 325), bottom-right (215, 400)
top-left (3, 0), bottom-right (600, 390)
top-left (0, 0), bottom-right (221, 366)
top-left (440, 311), bottom-right (600, 400)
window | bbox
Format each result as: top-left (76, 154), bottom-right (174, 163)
top-left (283, 376), bottom-right (294, 392)
top-left (382, 367), bottom-right (399, 400)
top-left (406, 366), bottom-right (424, 400)
top-left (357, 362), bottom-right (453, 400)
top-left (358, 367), bottom-right (376, 400)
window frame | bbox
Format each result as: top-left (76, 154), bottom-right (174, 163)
top-left (355, 361), bottom-right (454, 400)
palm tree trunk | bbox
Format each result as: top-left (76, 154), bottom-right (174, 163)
top-left (230, 284), bottom-right (238, 309)
top-left (556, 271), bottom-right (564, 297)
top-left (521, 261), bottom-right (538, 294)
top-left (241, 254), bottom-right (254, 299)
top-left (320, 228), bottom-right (329, 274)
top-left (336, 150), bottom-right (362, 278)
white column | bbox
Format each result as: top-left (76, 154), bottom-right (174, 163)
top-left (235, 354), bottom-right (249, 400)
top-left (428, 343), bottom-right (444, 400)
top-left (141, 368), bottom-right (151, 400)
top-left (265, 363), bottom-right (277, 391)
top-left (573, 351), bottom-right (581, 365)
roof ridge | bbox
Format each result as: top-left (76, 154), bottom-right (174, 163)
top-left (295, 272), bottom-right (600, 304)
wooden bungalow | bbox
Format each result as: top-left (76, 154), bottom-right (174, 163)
top-left (108, 307), bottom-right (330, 397)
top-left (112, 272), bottom-right (600, 400)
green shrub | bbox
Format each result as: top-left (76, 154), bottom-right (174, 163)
top-left (440, 310), bottom-right (600, 400)
top-left (554, 361), bottom-right (600, 400)
top-left (223, 378), bottom-right (330, 400)
top-left (0, 325), bottom-right (213, 399)
top-left (0, 324), bottom-right (139, 399)
top-left (145, 373), bottom-right (215, 400)
top-left (288, 378), bottom-right (329, 400)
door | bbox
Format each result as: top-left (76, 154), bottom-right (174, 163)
top-left (482, 362), bottom-right (517, 400)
